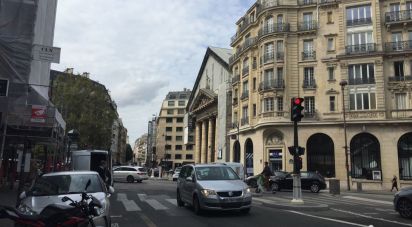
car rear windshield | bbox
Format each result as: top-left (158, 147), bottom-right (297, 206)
top-left (29, 174), bottom-right (103, 196)
top-left (195, 166), bottom-right (240, 181)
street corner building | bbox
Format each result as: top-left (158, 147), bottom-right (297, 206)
top-left (227, 0), bottom-right (412, 190)
top-left (0, 0), bottom-right (66, 181)
top-left (186, 47), bottom-right (233, 165)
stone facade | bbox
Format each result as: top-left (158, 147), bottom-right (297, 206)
top-left (229, 0), bottom-right (412, 190)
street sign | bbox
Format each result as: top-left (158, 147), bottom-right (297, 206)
top-left (30, 105), bottom-right (47, 123)
top-left (32, 44), bottom-right (61, 63)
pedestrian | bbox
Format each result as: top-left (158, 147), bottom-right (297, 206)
top-left (391, 175), bottom-right (399, 192)
top-left (261, 162), bottom-right (272, 191)
top-left (97, 160), bottom-right (111, 187)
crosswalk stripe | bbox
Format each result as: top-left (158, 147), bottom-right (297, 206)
top-left (165, 198), bottom-right (177, 206)
top-left (138, 193), bottom-right (147, 202)
top-left (117, 193), bottom-right (128, 201)
top-left (121, 199), bottom-right (142, 211)
top-left (145, 199), bottom-right (168, 210)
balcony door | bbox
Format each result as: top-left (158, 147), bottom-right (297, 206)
top-left (395, 93), bottom-right (407, 110)
top-left (303, 40), bottom-right (314, 58)
top-left (264, 69), bottom-right (274, 86)
top-left (394, 61), bottom-right (404, 78)
top-left (392, 32), bottom-right (403, 50)
top-left (265, 16), bottom-right (274, 33)
top-left (277, 15), bottom-right (283, 31)
top-left (303, 13), bottom-right (313, 29)
top-left (347, 31), bottom-right (373, 52)
top-left (390, 3), bottom-right (401, 21)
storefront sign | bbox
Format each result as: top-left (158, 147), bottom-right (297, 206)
top-left (31, 105), bottom-right (47, 123)
top-left (32, 44), bottom-right (61, 63)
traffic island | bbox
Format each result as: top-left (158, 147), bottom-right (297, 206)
top-left (253, 196), bottom-right (329, 211)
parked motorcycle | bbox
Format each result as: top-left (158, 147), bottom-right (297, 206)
top-left (0, 180), bottom-right (103, 227)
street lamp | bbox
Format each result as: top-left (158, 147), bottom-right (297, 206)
top-left (339, 80), bottom-right (351, 191)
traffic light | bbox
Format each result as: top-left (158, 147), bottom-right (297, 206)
top-left (290, 97), bottom-right (304, 122)
top-left (296, 156), bottom-right (303, 171)
top-left (288, 146), bottom-right (305, 156)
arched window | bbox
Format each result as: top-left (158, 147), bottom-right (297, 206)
top-left (233, 140), bottom-right (241, 163)
top-left (398, 132), bottom-right (412, 180)
top-left (307, 133), bottom-right (335, 178)
top-left (245, 138), bottom-right (254, 176)
top-left (350, 133), bottom-right (381, 179)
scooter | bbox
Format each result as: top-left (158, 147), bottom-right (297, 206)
top-left (0, 180), bottom-right (103, 227)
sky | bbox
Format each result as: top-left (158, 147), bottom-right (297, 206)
top-left (52, 0), bottom-right (255, 144)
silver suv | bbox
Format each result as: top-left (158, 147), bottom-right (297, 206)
top-left (176, 164), bottom-right (252, 215)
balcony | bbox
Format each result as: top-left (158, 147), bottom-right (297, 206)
top-left (298, 21), bottom-right (318, 32)
top-left (232, 74), bottom-right (240, 84)
top-left (319, 0), bottom-right (340, 6)
top-left (391, 109), bottom-right (412, 119)
top-left (241, 37), bottom-right (257, 51)
top-left (302, 51), bottom-right (316, 61)
top-left (241, 91), bottom-right (249, 100)
top-left (263, 52), bottom-right (274, 64)
top-left (348, 77), bottom-right (375, 85)
top-left (258, 23), bottom-right (290, 37)
top-left (259, 79), bottom-right (285, 91)
top-left (346, 17), bottom-right (372, 27)
top-left (261, 111), bottom-right (285, 118)
top-left (385, 10), bottom-right (412, 24)
top-left (242, 66), bottom-right (249, 77)
top-left (298, 0), bottom-right (315, 5)
top-left (388, 75), bottom-right (412, 82)
top-left (276, 52), bottom-right (284, 61)
top-left (345, 43), bottom-right (376, 55)
top-left (302, 79), bottom-right (317, 89)
top-left (256, 0), bottom-right (285, 15)
top-left (384, 41), bottom-right (412, 52)
top-left (241, 117), bottom-right (249, 126)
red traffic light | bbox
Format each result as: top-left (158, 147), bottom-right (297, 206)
top-left (294, 98), bottom-right (304, 105)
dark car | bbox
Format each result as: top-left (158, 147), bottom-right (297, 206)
top-left (269, 171), bottom-right (327, 193)
top-left (394, 186), bottom-right (412, 218)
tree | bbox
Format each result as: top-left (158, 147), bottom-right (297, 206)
top-left (51, 74), bottom-right (118, 150)
top-left (125, 144), bottom-right (133, 162)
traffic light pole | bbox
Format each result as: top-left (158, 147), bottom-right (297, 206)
top-left (292, 120), bottom-right (303, 204)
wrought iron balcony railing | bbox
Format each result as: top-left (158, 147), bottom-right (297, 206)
top-left (258, 23), bottom-right (290, 37)
top-left (241, 37), bottom-right (257, 51)
top-left (298, 21), bottom-right (318, 31)
top-left (259, 80), bottom-right (285, 91)
top-left (241, 91), bottom-right (249, 100)
top-left (385, 10), bottom-right (412, 23)
top-left (302, 79), bottom-right (317, 88)
top-left (298, 0), bottom-right (315, 5)
top-left (231, 121), bottom-right (239, 129)
top-left (304, 110), bottom-right (317, 118)
top-left (346, 17), bottom-right (372, 27)
top-left (345, 43), bottom-right (376, 54)
top-left (388, 75), bottom-right (412, 82)
top-left (242, 66), bottom-right (249, 76)
top-left (348, 77), bottom-right (375, 85)
top-left (241, 117), bottom-right (249, 126)
top-left (319, 0), bottom-right (340, 5)
top-left (232, 74), bottom-right (240, 84)
top-left (384, 41), bottom-right (412, 52)
top-left (263, 52), bottom-right (274, 64)
top-left (302, 51), bottom-right (316, 60)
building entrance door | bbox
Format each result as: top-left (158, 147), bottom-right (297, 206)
top-left (269, 149), bottom-right (282, 171)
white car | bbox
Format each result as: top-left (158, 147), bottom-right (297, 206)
top-left (113, 166), bottom-right (149, 183)
top-left (172, 167), bottom-right (182, 181)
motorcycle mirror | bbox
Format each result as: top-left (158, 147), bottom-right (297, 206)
top-left (19, 191), bottom-right (26, 200)
top-left (85, 179), bottom-right (91, 191)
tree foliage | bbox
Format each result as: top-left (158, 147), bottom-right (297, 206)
top-left (51, 74), bottom-right (117, 150)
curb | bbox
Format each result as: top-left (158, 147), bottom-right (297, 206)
top-left (261, 201), bottom-right (329, 211)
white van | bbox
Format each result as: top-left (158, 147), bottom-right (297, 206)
top-left (71, 150), bottom-right (113, 186)
top-left (217, 162), bottom-right (245, 181)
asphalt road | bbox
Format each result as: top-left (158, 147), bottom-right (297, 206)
top-left (109, 180), bottom-right (412, 227)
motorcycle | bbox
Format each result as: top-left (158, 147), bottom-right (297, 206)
top-left (0, 179), bottom-right (103, 227)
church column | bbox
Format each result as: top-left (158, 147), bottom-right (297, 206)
top-left (214, 117), bottom-right (218, 161)
top-left (207, 117), bottom-right (214, 163)
top-left (195, 122), bottom-right (201, 164)
top-left (201, 120), bottom-right (208, 163)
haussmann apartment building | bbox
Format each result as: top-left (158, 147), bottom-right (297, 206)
top-left (229, 0), bottom-right (412, 190)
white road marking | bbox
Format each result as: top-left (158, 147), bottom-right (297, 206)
top-left (343, 196), bottom-right (393, 205)
top-left (122, 199), bottom-right (142, 211)
top-left (110, 215), bottom-right (123, 218)
top-left (116, 193), bottom-right (128, 201)
top-left (285, 210), bottom-right (370, 227)
top-left (331, 208), bottom-right (412, 226)
top-left (111, 223), bottom-right (119, 227)
top-left (375, 208), bottom-right (394, 212)
top-left (363, 213), bottom-right (378, 215)
top-left (138, 193), bottom-right (147, 202)
top-left (145, 199), bottom-right (168, 210)
top-left (165, 198), bottom-right (177, 206)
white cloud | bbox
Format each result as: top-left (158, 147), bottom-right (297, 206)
top-left (52, 0), bottom-right (255, 143)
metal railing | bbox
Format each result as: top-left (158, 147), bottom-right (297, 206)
top-left (261, 111), bottom-right (285, 118)
top-left (384, 41), bottom-right (412, 52)
top-left (385, 10), bottom-right (412, 23)
top-left (242, 66), bottom-right (249, 76)
top-left (276, 52), bottom-right (284, 61)
top-left (241, 37), bottom-right (257, 51)
top-left (346, 17), bottom-right (372, 26)
top-left (241, 117), bottom-right (249, 126)
top-left (259, 79), bottom-right (285, 91)
top-left (263, 52), bottom-right (274, 64)
top-left (232, 74), bottom-right (240, 84)
top-left (302, 51), bottom-right (316, 60)
top-left (388, 75), bottom-right (412, 82)
top-left (231, 121), bottom-right (239, 129)
top-left (345, 43), bottom-right (376, 54)
top-left (304, 110), bottom-right (316, 118)
top-left (302, 79), bottom-right (317, 88)
top-left (319, 0), bottom-right (340, 4)
top-left (348, 77), bottom-right (375, 85)
top-left (298, 0), bottom-right (315, 5)
top-left (241, 91), bottom-right (249, 100)
top-left (391, 109), bottom-right (412, 118)
top-left (258, 23), bottom-right (290, 37)
top-left (298, 21), bottom-right (318, 31)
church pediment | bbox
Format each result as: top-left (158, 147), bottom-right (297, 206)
top-left (190, 89), bottom-right (217, 113)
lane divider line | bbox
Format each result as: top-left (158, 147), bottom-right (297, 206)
top-left (331, 208), bottom-right (412, 226)
top-left (285, 210), bottom-right (370, 227)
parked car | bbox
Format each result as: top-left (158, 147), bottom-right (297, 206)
top-left (18, 171), bottom-right (114, 227)
top-left (176, 164), bottom-right (252, 215)
top-left (113, 166), bottom-right (149, 183)
top-left (269, 171), bottom-right (327, 193)
top-left (394, 186), bottom-right (412, 218)
top-left (172, 167), bottom-right (182, 181)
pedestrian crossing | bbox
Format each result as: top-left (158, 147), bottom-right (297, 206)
top-left (115, 193), bottom-right (179, 212)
